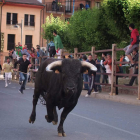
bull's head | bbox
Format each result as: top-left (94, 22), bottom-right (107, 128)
top-left (46, 59), bottom-right (97, 97)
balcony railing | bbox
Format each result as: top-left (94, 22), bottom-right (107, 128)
top-left (46, 2), bottom-right (65, 13)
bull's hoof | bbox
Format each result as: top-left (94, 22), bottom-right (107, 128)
top-left (29, 118), bottom-right (34, 124)
top-left (58, 133), bottom-right (66, 137)
top-left (29, 114), bottom-right (36, 124)
top-left (45, 115), bottom-right (52, 123)
top-left (52, 121), bottom-right (58, 125)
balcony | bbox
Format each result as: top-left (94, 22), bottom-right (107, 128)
top-left (46, 2), bottom-right (65, 14)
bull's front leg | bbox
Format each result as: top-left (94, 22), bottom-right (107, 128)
top-left (29, 89), bottom-right (40, 123)
top-left (58, 103), bottom-right (77, 137)
top-left (45, 99), bottom-right (54, 123)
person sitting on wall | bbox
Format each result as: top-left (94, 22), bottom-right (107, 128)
top-left (123, 23), bottom-right (139, 67)
top-left (124, 48), bottom-right (139, 86)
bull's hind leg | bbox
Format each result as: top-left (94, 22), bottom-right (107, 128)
top-left (52, 107), bottom-right (58, 125)
top-left (29, 89), bottom-right (41, 124)
top-left (58, 103), bottom-right (77, 137)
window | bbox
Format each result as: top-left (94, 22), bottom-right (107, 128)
top-left (65, 0), bottom-right (71, 12)
top-left (24, 14), bottom-right (35, 26)
top-left (7, 34), bottom-right (15, 50)
top-left (95, 2), bottom-right (101, 8)
top-left (25, 35), bottom-right (32, 50)
top-left (6, 13), bottom-right (17, 25)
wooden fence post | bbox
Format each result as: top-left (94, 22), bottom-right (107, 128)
top-left (91, 46), bottom-right (95, 60)
top-left (111, 44), bottom-right (117, 96)
top-left (137, 36), bottom-right (140, 100)
top-left (74, 48), bottom-right (78, 59)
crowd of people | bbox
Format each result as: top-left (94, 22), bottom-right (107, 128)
top-left (1, 23), bottom-right (139, 96)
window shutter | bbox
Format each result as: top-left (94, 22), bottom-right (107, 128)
top-left (12, 13), bottom-right (17, 25)
top-left (30, 15), bottom-right (35, 26)
top-left (7, 13), bottom-right (11, 24)
top-left (24, 14), bottom-right (28, 26)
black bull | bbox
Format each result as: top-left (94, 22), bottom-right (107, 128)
top-left (29, 59), bottom-right (97, 137)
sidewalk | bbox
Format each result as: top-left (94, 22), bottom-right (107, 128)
top-left (1, 74), bottom-right (140, 106)
top-left (81, 90), bottom-right (140, 106)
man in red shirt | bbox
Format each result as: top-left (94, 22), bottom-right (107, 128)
top-left (123, 23), bottom-right (139, 66)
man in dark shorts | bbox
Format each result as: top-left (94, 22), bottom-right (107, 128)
top-left (14, 54), bottom-right (31, 94)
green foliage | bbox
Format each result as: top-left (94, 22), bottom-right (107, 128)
top-left (42, 0), bottom-right (140, 54)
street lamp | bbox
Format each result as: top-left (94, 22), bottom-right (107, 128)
top-left (14, 19), bottom-right (23, 45)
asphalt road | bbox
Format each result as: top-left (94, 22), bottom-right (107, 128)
top-left (0, 80), bottom-right (140, 140)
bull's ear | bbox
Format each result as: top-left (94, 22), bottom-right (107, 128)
top-left (51, 66), bottom-right (62, 74)
top-left (46, 60), bottom-right (62, 73)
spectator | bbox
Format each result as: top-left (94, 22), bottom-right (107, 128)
top-left (2, 57), bottom-right (13, 87)
top-left (85, 55), bottom-right (98, 97)
top-left (103, 54), bottom-right (112, 84)
top-left (103, 54), bottom-right (120, 95)
top-left (9, 50), bottom-right (13, 60)
top-left (79, 54), bottom-right (83, 61)
top-left (23, 44), bottom-right (27, 50)
top-left (53, 30), bottom-right (63, 59)
top-left (82, 55), bottom-right (89, 90)
top-left (95, 54), bottom-right (101, 92)
top-left (119, 55), bottom-right (123, 73)
top-left (11, 49), bottom-right (17, 63)
top-left (123, 23), bottom-right (139, 67)
top-left (85, 2), bottom-right (90, 10)
top-left (124, 48), bottom-right (138, 86)
top-left (36, 46), bottom-right (47, 61)
top-left (16, 48), bottom-right (22, 60)
top-left (47, 41), bottom-right (56, 57)
top-left (101, 53), bottom-right (108, 84)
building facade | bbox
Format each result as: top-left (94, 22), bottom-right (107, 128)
top-left (0, 0), bottom-right (44, 64)
top-left (40, 0), bottom-right (102, 47)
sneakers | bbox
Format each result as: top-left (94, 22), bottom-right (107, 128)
top-left (19, 81), bottom-right (22, 85)
top-left (18, 89), bottom-right (23, 94)
top-left (92, 91), bottom-right (99, 94)
top-left (5, 84), bottom-right (8, 87)
top-left (85, 94), bottom-right (89, 97)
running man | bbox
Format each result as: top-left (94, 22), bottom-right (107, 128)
top-left (2, 58), bottom-right (13, 87)
top-left (14, 54), bottom-right (31, 94)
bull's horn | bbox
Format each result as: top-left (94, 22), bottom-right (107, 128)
top-left (81, 61), bottom-right (97, 71)
top-left (46, 60), bottom-right (62, 72)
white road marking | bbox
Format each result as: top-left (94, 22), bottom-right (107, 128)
top-left (71, 113), bottom-right (140, 138)
top-left (1, 90), bottom-right (140, 138)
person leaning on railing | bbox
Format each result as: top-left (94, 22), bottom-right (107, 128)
top-left (103, 53), bottom-right (120, 95)
top-left (124, 48), bottom-right (138, 86)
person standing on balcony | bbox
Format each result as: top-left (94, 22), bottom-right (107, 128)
top-left (123, 23), bottom-right (139, 67)
top-left (53, 30), bottom-right (63, 59)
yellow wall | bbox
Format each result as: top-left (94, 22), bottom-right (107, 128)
top-left (1, 5), bottom-right (41, 52)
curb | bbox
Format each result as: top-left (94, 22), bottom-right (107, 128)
top-left (81, 90), bottom-right (140, 106)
